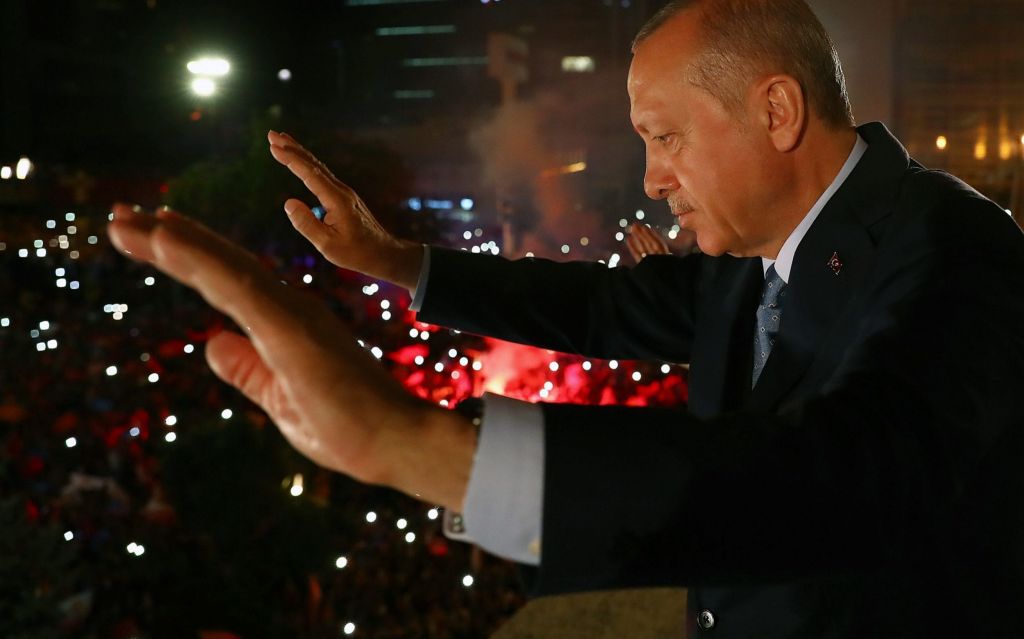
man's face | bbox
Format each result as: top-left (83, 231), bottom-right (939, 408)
top-left (628, 12), bottom-right (780, 257)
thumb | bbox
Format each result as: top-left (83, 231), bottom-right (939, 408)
top-left (206, 331), bottom-right (275, 408)
top-left (284, 198), bottom-right (335, 257)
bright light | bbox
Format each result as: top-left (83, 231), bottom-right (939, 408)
top-left (609, 360), bottom-right (619, 370)
top-left (561, 56), bottom-right (595, 73)
top-left (290, 473), bottom-right (304, 497)
top-left (404, 532), bottom-right (416, 543)
top-left (370, 346), bottom-right (384, 359)
top-left (165, 415), bottom-right (177, 426)
top-left (187, 57), bottom-right (230, 76)
top-left (462, 574), bottom-right (475, 587)
top-left (46, 220), bottom-right (56, 229)
top-left (335, 555), bottom-right (348, 569)
top-left (39, 320), bottom-right (50, 330)
top-left (434, 362), bottom-right (444, 373)
top-left (47, 339), bottom-right (57, 349)
top-left (936, 135), bottom-right (948, 150)
top-left (129, 426), bottom-right (140, 437)
top-left (148, 373), bottom-right (160, 383)
top-left (582, 360), bottom-right (592, 371)
top-left (427, 508), bottom-right (439, 520)
top-left (221, 408), bottom-right (233, 419)
top-left (549, 361), bottom-right (559, 372)
top-left (635, 210), bottom-right (645, 220)
top-left (0, 166), bottom-right (10, 180)
top-left (65, 437), bottom-right (77, 448)
top-left (191, 77), bottom-right (217, 97)
top-left (277, 68), bottom-right (292, 81)
top-left (64, 531), bottom-right (74, 541)
top-left (396, 518), bottom-right (408, 529)
top-left (165, 432), bottom-right (177, 443)
top-left (15, 157), bottom-right (32, 180)
top-left (615, 232), bottom-right (625, 242)
top-left (561, 244), bottom-right (570, 254)
top-left (632, 371), bottom-right (642, 381)
top-left (661, 364), bottom-right (671, 374)
top-left (343, 622), bottom-right (356, 635)
top-left (65, 212), bottom-right (75, 221)
top-left (0, 318), bottom-right (8, 327)
top-left (144, 276), bottom-right (155, 286)
top-left (414, 355), bottom-right (425, 366)
top-left (106, 365), bottom-right (117, 376)
top-left (302, 273), bottom-right (313, 284)
top-left (448, 348), bottom-right (458, 358)
top-left (460, 198), bottom-right (474, 210)
top-left (366, 511), bottom-right (378, 523)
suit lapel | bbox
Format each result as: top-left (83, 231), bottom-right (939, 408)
top-left (745, 198), bottom-right (876, 412)
top-left (746, 122), bottom-right (908, 412)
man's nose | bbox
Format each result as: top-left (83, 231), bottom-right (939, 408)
top-left (643, 154), bottom-right (679, 200)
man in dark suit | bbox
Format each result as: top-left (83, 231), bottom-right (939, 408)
top-left (109, 0), bottom-right (1024, 636)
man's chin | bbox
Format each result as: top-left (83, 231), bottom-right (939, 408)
top-left (694, 234), bottom-right (728, 257)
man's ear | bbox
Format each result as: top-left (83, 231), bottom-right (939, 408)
top-left (752, 75), bottom-right (806, 153)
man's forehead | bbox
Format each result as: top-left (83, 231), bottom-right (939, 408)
top-left (628, 11), bottom-right (702, 99)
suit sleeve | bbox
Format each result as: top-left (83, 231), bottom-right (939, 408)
top-left (530, 194), bottom-right (1024, 596)
top-left (416, 248), bottom-right (704, 362)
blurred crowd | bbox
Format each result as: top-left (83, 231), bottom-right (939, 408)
top-left (0, 210), bottom-right (688, 638)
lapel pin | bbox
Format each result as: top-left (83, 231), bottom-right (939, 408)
top-left (826, 252), bottom-right (842, 275)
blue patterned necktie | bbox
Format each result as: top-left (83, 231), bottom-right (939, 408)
top-left (752, 264), bottom-right (786, 387)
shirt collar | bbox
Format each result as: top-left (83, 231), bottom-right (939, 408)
top-left (762, 134), bottom-right (868, 283)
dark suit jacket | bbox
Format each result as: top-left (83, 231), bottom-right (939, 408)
top-left (417, 123), bottom-right (1024, 638)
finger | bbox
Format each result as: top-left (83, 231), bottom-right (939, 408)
top-left (267, 131), bottom-right (337, 180)
top-left (269, 144), bottom-right (345, 206)
top-left (205, 330), bottom-right (275, 408)
top-left (116, 213), bottom-right (311, 359)
top-left (634, 224), bottom-right (662, 254)
top-left (638, 227), bottom-right (660, 254)
top-left (207, 331), bottom-right (324, 462)
top-left (108, 204), bottom-right (161, 262)
top-left (626, 234), bottom-right (644, 263)
top-left (284, 198), bottom-right (335, 255)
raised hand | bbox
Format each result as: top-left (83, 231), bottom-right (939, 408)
top-left (626, 222), bottom-right (672, 264)
top-left (267, 130), bottom-right (423, 290)
top-left (107, 204), bottom-right (475, 510)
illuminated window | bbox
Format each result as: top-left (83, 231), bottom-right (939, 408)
top-left (402, 57), bottom-right (487, 67)
top-left (347, 0), bottom-right (445, 5)
top-left (376, 25), bottom-right (456, 36)
top-left (394, 90), bottom-right (435, 99)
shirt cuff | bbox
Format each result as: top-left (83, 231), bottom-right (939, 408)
top-left (443, 393), bottom-right (544, 566)
top-left (408, 245), bottom-right (431, 312)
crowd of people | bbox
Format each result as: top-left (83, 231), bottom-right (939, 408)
top-left (0, 208), bottom-right (688, 638)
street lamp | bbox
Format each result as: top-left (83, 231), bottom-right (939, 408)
top-left (186, 57), bottom-right (230, 77)
top-left (191, 77), bottom-right (217, 97)
top-left (187, 56), bottom-right (230, 98)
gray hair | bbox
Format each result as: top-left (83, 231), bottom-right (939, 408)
top-left (632, 0), bottom-right (855, 128)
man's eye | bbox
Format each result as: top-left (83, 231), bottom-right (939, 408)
top-left (654, 134), bottom-right (673, 144)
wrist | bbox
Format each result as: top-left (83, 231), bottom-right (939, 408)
top-left (381, 401), bottom-right (479, 512)
top-left (384, 240), bottom-right (424, 292)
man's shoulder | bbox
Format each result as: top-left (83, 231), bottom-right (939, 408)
top-left (891, 165), bottom-right (1022, 254)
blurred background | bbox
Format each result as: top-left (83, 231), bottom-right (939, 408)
top-left (0, 0), bottom-right (1021, 637)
